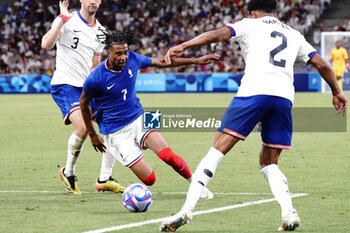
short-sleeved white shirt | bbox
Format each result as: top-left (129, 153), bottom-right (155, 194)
top-left (226, 16), bottom-right (316, 102)
top-left (51, 11), bottom-right (105, 87)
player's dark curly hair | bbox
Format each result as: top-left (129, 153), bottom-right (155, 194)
top-left (247, 0), bottom-right (277, 14)
top-left (97, 28), bottom-right (138, 49)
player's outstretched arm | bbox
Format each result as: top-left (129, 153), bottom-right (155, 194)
top-left (90, 54), bottom-right (102, 72)
top-left (164, 27), bottom-right (231, 64)
top-left (309, 54), bottom-right (348, 115)
top-left (41, 1), bottom-right (73, 50)
top-left (150, 54), bottom-right (220, 68)
top-left (80, 90), bottom-right (107, 153)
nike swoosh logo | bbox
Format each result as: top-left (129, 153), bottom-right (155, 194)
top-left (107, 83), bottom-right (115, 90)
top-left (73, 29), bottom-right (81, 33)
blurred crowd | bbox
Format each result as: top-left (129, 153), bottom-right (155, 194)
top-left (0, 0), bottom-right (334, 75)
top-left (332, 18), bottom-right (350, 32)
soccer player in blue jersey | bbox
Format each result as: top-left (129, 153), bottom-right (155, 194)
top-left (80, 30), bottom-right (220, 198)
top-left (160, 0), bottom-right (348, 232)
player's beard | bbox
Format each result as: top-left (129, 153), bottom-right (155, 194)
top-left (115, 62), bottom-right (126, 70)
top-left (110, 60), bottom-right (126, 71)
top-left (87, 6), bottom-right (98, 14)
top-left (83, 5), bottom-right (98, 15)
top-left (116, 57), bottom-right (127, 70)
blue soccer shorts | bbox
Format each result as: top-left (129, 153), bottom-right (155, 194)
top-left (217, 95), bottom-right (293, 150)
top-left (51, 84), bottom-right (96, 125)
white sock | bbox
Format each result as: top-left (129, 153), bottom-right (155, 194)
top-left (181, 147), bottom-right (224, 212)
top-left (261, 164), bottom-right (293, 217)
top-left (64, 132), bottom-right (84, 177)
top-left (99, 150), bottom-right (116, 181)
top-left (187, 177), bottom-right (193, 183)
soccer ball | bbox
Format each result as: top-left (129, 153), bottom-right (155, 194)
top-left (122, 183), bottom-right (153, 212)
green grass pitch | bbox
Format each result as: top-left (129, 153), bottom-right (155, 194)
top-left (0, 93), bottom-right (349, 233)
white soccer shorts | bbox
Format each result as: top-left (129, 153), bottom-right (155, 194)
top-left (104, 115), bottom-right (157, 167)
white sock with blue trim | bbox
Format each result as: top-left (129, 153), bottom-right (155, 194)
top-left (99, 150), bottom-right (116, 182)
top-left (181, 147), bottom-right (224, 212)
top-left (64, 132), bottom-right (84, 177)
top-left (261, 164), bottom-right (293, 217)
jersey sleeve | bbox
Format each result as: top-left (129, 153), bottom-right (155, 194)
top-left (95, 43), bottom-right (105, 55)
top-left (296, 36), bottom-right (317, 63)
top-left (83, 69), bottom-right (102, 97)
top-left (134, 52), bottom-right (152, 68)
top-left (95, 24), bottom-right (106, 54)
top-left (225, 19), bottom-right (250, 40)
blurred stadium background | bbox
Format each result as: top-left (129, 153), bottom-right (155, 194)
top-left (1, 0), bottom-right (350, 93)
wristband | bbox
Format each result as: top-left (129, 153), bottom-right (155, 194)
top-left (59, 14), bottom-right (70, 23)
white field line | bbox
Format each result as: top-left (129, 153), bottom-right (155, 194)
top-left (0, 190), bottom-right (65, 193)
top-left (82, 193), bottom-right (308, 233)
top-left (0, 190), bottom-right (273, 195)
top-left (161, 192), bottom-right (274, 195)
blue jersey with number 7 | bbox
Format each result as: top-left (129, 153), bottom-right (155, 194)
top-left (83, 51), bottom-right (152, 135)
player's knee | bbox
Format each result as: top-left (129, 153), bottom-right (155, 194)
top-left (75, 127), bottom-right (88, 139)
top-left (68, 132), bottom-right (85, 156)
top-left (141, 170), bottom-right (156, 186)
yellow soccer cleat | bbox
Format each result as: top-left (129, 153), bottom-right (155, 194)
top-left (95, 177), bottom-right (125, 193)
top-left (59, 167), bottom-right (81, 195)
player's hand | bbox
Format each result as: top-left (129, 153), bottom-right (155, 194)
top-left (59, 0), bottom-right (73, 18)
top-left (90, 134), bottom-right (107, 153)
top-left (196, 54), bottom-right (220, 65)
top-left (164, 44), bottom-right (185, 65)
top-left (333, 92), bottom-right (348, 116)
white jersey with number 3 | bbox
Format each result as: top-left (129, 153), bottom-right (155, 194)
top-left (51, 11), bottom-right (105, 87)
top-left (226, 16), bottom-right (316, 102)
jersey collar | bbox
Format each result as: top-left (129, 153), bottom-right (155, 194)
top-left (77, 11), bottom-right (96, 27)
top-left (104, 59), bottom-right (122, 73)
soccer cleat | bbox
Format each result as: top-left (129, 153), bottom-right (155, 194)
top-left (95, 177), bottom-right (125, 193)
top-left (200, 186), bottom-right (214, 199)
top-left (159, 209), bottom-right (193, 232)
top-left (277, 209), bottom-right (300, 231)
top-left (59, 167), bottom-right (81, 195)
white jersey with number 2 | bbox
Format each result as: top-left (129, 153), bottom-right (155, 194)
top-left (226, 16), bottom-right (317, 102)
top-left (51, 11), bottom-right (105, 87)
